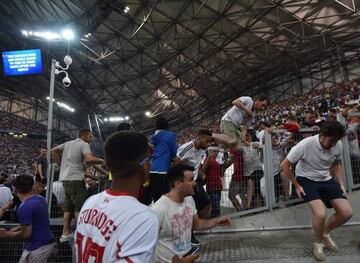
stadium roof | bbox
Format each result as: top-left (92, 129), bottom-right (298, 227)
top-left (1, 0), bottom-right (360, 131)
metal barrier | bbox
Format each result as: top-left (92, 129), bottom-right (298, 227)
top-left (0, 223), bottom-right (72, 263)
top-left (346, 112), bottom-right (360, 190)
top-left (1, 122), bottom-right (360, 262)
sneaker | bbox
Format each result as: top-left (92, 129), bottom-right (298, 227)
top-left (313, 242), bottom-right (325, 261)
top-left (278, 197), bottom-right (287, 208)
top-left (59, 233), bottom-right (74, 243)
top-left (323, 234), bottom-right (339, 252)
top-left (191, 233), bottom-right (200, 247)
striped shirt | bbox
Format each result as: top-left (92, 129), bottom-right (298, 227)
top-left (52, 181), bottom-right (65, 205)
top-left (176, 141), bottom-right (205, 180)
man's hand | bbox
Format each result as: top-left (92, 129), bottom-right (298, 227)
top-left (0, 228), bottom-right (8, 238)
top-left (9, 226), bottom-right (21, 232)
top-left (215, 216), bottom-right (231, 226)
top-left (245, 109), bottom-right (253, 116)
top-left (340, 185), bottom-right (348, 198)
top-left (172, 253), bottom-right (200, 263)
top-left (295, 185), bottom-right (306, 199)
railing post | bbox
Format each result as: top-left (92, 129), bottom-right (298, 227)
top-left (337, 114), bottom-right (353, 192)
top-left (263, 130), bottom-right (275, 210)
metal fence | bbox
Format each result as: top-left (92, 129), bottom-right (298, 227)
top-left (1, 116), bottom-right (360, 262)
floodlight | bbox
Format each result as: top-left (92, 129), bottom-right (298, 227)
top-left (43, 31), bottom-right (61, 40)
top-left (145, 111), bottom-right (151, 117)
top-left (62, 29), bottom-right (75, 40)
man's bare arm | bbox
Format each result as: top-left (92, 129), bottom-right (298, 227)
top-left (51, 148), bottom-right (61, 166)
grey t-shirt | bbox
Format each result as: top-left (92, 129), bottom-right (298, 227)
top-left (56, 138), bottom-right (92, 181)
top-left (221, 96), bottom-right (254, 128)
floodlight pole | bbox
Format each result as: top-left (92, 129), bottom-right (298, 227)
top-left (45, 59), bottom-right (56, 213)
top-left (46, 59), bottom-right (56, 179)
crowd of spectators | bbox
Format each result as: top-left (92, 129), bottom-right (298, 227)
top-left (258, 78), bottom-right (360, 128)
top-left (0, 133), bottom-right (44, 177)
top-left (0, 112), bottom-right (47, 135)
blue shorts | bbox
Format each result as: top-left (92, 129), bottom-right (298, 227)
top-left (296, 177), bottom-right (347, 208)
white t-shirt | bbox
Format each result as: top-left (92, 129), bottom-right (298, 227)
top-left (286, 135), bottom-right (342, 182)
top-left (75, 189), bottom-right (159, 263)
top-left (152, 196), bottom-right (197, 263)
top-left (56, 138), bottom-right (92, 181)
top-left (242, 144), bottom-right (263, 177)
top-left (256, 130), bottom-right (265, 145)
top-left (272, 140), bottom-right (287, 176)
top-left (52, 181), bottom-right (65, 205)
top-left (176, 141), bottom-right (205, 180)
top-left (347, 123), bottom-right (359, 156)
top-left (221, 96), bottom-right (254, 128)
top-left (0, 185), bottom-right (13, 207)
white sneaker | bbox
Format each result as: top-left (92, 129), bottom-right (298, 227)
top-left (59, 233), bottom-right (74, 243)
top-left (313, 242), bottom-right (325, 261)
top-left (323, 233), bottom-right (339, 252)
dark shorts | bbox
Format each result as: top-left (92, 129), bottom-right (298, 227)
top-left (228, 179), bottom-right (245, 197)
top-left (250, 170), bottom-right (263, 197)
top-left (192, 179), bottom-right (211, 211)
top-left (63, 180), bottom-right (88, 212)
top-left (296, 177), bottom-right (347, 208)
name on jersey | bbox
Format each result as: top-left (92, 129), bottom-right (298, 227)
top-left (78, 208), bottom-right (118, 241)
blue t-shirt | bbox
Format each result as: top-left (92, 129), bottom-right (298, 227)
top-left (16, 195), bottom-right (52, 251)
top-left (150, 130), bottom-right (177, 173)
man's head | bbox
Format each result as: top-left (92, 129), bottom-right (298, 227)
top-left (305, 110), bottom-right (318, 124)
top-left (79, 129), bottom-right (93, 143)
top-left (207, 146), bottom-right (219, 158)
top-left (167, 164), bottom-right (196, 197)
top-left (0, 176), bottom-right (5, 185)
top-left (155, 117), bottom-right (169, 130)
top-left (13, 175), bottom-right (34, 196)
top-left (85, 176), bottom-right (98, 189)
top-left (245, 132), bottom-right (252, 143)
top-left (40, 147), bottom-right (47, 156)
top-left (328, 108), bottom-right (337, 121)
top-left (253, 95), bottom-right (270, 111)
top-left (104, 131), bottom-right (150, 182)
top-left (32, 180), bottom-right (45, 195)
top-left (286, 115), bottom-right (297, 123)
top-left (116, 122), bottom-right (131, 132)
top-left (319, 121), bottom-right (346, 149)
top-left (271, 134), bottom-right (279, 146)
top-left (196, 129), bottom-right (213, 150)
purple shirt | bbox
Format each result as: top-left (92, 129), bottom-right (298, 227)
top-left (17, 195), bottom-right (52, 251)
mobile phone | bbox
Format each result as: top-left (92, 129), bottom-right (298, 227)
top-left (184, 246), bottom-right (201, 256)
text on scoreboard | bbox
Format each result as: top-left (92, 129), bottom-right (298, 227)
top-left (2, 49), bottom-right (43, 76)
